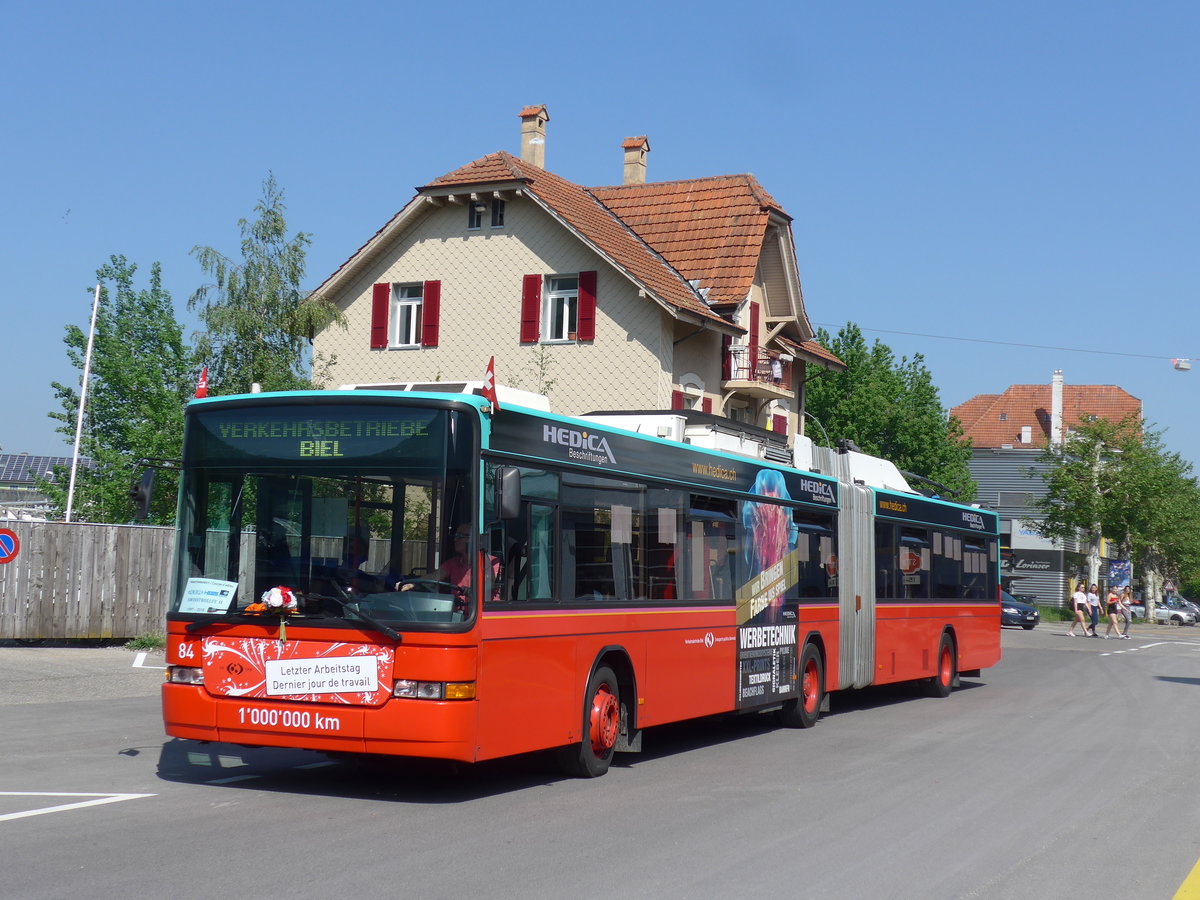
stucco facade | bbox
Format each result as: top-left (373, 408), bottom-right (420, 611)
top-left (315, 196), bottom-right (677, 414)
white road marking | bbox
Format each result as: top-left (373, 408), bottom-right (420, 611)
top-left (132, 651), bottom-right (166, 670)
top-left (0, 792), bottom-right (155, 823)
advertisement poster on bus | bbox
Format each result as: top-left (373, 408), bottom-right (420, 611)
top-left (734, 470), bottom-right (801, 710)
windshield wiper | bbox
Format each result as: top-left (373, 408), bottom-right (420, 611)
top-left (317, 592), bottom-right (403, 643)
top-left (183, 597), bottom-right (401, 643)
top-left (184, 609), bottom-right (255, 633)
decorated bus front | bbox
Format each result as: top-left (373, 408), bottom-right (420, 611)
top-left (162, 393), bottom-right (491, 758)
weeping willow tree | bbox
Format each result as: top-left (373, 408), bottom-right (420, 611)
top-left (189, 173), bottom-right (343, 394)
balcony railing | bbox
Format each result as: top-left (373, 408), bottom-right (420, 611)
top-left (725, 347), bottom-right (792, 390)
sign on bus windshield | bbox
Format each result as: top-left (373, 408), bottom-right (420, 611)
top-left (185, 404), bottom-right (453, 466)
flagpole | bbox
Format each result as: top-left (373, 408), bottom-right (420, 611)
top-left (65, 284), bottom-right (101, 523)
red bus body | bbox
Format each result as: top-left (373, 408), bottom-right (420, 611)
top-left (163, 390), bottom-right (1000, 772)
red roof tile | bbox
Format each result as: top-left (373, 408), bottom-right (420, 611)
top-left (590, 175), bottom-right (784, 307)
top-left (423, 152), bottom-right (726, 325)
top-left (952, 383), bottom-right (1142, 448)
top-left (312, 149), bottom-right (845, 367)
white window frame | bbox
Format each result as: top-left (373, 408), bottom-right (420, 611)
top-left (679, 374), bottom-right (705, 410)
top-left (467, 203), bottom-right (483, 230)
top-left (544, 275), bottom-right (579, 342)
top-left (391, 283), bottom-right (424, 348)
top-left (490, 198), bottom-right (505, 228)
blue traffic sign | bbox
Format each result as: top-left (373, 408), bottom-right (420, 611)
top-left (0, 528), bottom-right (19, 564)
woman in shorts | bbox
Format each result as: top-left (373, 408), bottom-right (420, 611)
top-left (1066, 584), bottom-right (1090, 637)
top-left (1104, 585), bottom-right (1128, 639)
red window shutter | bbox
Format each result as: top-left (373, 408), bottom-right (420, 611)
top-left (520, 274), bottom-right (542, 343)
top-left (577, 270), bottom-right (597, 341)
top-left (702, 397), bottom-right (713, 414)
top-left (721, 335), bottom-right (732, 381)
top-left (749, 303), bottom-right (760, 375)
top-left (773, 413), bottom-right (788, 435)
top-left (370, 283), bottom-right (390, 349)
top-left (671, 390), bottom-right (686, 410)
top-left (421, 280), bottom-right (441, 347)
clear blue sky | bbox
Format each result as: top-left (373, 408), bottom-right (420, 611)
top-left (3, 2), bottom-right (1197, 469)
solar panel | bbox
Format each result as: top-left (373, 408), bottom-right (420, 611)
top-left (0, 454), bottom-right (85, 484)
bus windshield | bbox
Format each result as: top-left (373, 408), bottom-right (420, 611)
top-left (170, 401), bottom-right (480, 629)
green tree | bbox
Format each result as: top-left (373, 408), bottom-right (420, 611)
top-left (804, 323), bottom-right (975, 499)
top-left (1032, 415), bottom-right (1200, 610)
top-left (189, 173), bottom-right (342, 394)
top-left (43, 256), bottom-right (194, 523)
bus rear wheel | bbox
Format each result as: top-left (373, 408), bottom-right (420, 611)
top-left (926, 634), bottom-right (956, 698)
top-left (557, 664), bottom-right (621, 778)
top-left (779, 643), bottom-right (823, 729)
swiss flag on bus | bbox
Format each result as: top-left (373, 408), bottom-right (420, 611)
top-left (482, 357), bottom-right (500, 410)
top-left (194, 366), bottom-right (209, 399)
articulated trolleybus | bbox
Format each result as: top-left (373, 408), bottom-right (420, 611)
top-left (163, 383), bottom-right (1000, 777)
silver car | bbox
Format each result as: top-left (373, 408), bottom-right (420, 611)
top-left (1128, 598), bottom-right (1196, 625)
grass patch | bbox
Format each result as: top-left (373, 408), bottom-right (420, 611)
top-left (125, 632), bottom-right (166, 651)
top-left (1037, 605), bottom-right (1074, 623)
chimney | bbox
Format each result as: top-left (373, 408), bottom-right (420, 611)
top-left (518, 104), bottom-right (549, 168)
top-left (1051, 370), bottom-right (1064, 447)
top-left (622, 136), bottom-right (650, 185)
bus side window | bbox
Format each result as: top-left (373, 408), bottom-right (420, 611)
top-left (875, 524), bottom-right (896, 600)
top-left (491, 500), bottom-right (557, 603)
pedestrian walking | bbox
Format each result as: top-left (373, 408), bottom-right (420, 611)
top-left (1087, 584), bottom-right (1101, 636)
top-left (1119, 586), bottom-right (1133, 637)
top-left (1104, 586), bottom-right (1128, 639)
top-left (1066, 584), bottom-right (1090, 636)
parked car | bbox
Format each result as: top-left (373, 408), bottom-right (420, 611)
top-left (1172, 596), bottom-right (1200, 621)
top-left (1000, 591), bottom-right (1039, 629)
top-left (1128, 597), bottom-right (1196, 625)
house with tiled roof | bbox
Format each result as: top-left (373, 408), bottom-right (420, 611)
top-left (311, 105), bottom-right (842, 444)
top-left (950, 371), bottom-right (1142, 605)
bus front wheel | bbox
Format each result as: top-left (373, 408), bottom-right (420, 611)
top-left (557, 665), bottom-right (621, 778)
top-left (779, 642), bottom-right (823, 729)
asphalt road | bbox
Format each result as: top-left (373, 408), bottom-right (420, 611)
top-left (1, 624), bottom-right (1198, 899)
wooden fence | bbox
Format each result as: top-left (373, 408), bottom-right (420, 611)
top-left (0, 520), bottom-right (173, 640)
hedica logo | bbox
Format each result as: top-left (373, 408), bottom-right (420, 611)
top-left (542, 425), bottom-right (617, 465)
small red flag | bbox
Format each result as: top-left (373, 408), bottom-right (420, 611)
top-left (482, 357), bottom-right (500, 410)
top-left (195, 366), bottom-right (208, 399)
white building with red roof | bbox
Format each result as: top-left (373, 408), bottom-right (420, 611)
top-left (311, 105), bottom-right (843, 445)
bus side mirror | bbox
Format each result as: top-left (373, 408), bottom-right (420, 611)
top-left (496, 466), bottom-right (521, 520)
top-left (130, 468), bottom-right (156, 522)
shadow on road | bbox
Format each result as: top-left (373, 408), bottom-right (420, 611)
top-left (155, 676), bottom-right (987, 802)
